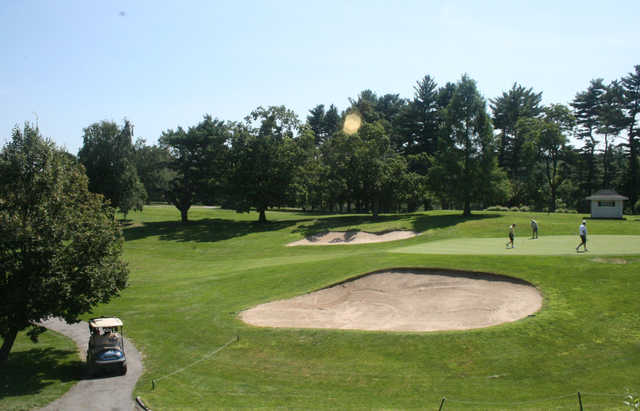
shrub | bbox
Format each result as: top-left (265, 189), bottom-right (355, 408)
top-left (509, 206), bottom-right (520, 212)
top-left (555, 208), bottom-right (578, 214)
top-left (484, 205), bottom-right (509, 211)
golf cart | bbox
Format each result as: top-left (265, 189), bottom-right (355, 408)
top-left (87, 317), bottom-right (127, 376)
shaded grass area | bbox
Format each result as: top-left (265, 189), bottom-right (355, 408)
top-left (124, 206), bottom-right (503, 243)
top-left (12, 206), bottom-right (639, 409)
top-left (0, 331), bottom-right (83, 411)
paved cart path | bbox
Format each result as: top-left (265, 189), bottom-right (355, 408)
top-left (36, 318), bottom-right (144, 411)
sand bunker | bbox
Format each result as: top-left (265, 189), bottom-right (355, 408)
top-left (287, 230), bottom-right (416, 246)
top-left (240, 269), bottom-right (542, 332)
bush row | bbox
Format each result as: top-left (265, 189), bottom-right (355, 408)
top-left (484, 205), bottom-right (578, 213)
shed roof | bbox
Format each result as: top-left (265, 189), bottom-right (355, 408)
top-left (585, 189), bottom-right (628, 201)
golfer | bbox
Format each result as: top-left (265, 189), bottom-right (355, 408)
top-left (506, 223), bottom-right (516, 248)
top-left (576, 220), bottom-right (588, 252)
top-left (530, 218), bottom-right (538, 239)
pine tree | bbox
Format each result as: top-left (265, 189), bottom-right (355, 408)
top-left (432, 75), bottom-right (507, 215)
top-left (571, 79), bottom-right (606, 196)
top-left (490, 83), bottom-right (543, 177)
top-left (621, 65), bottom-right (640, 213)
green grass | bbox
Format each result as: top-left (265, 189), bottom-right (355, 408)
top-left (4, 207), bottom-right (640, 410)
top-left (392, 235), bottom-right (640, 255)
top-left (0, 330), bottom-right (83, 411)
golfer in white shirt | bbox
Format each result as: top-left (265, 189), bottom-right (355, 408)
top-left (576, 220), bottom-right (587, 252)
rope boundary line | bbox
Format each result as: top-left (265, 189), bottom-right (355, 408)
top-left (444, 391), bottom-right (628, 406)
top-left (152, 335), bottom-right (239, 389)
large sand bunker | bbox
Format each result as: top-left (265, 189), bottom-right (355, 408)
top-left (240, 269), bottom-right (542, 332)
top-left (287, 230), bottom-right (416, 246)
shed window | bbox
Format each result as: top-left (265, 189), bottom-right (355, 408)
top-left (598, 201), bottom-right (615, 207)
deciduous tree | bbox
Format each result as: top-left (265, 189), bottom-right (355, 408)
top-left (78, 120), bottom-right (146, 217)
top-left (133, 138), bottom-right (174, 203)
top-left (160, 115), bottom-right (230, 223)
top-left (228, 106), bottom-right (303, 223)
top-left (0, 124), bottom-right (128, 362)
top-left (520, 105), bottom-right (576, 212)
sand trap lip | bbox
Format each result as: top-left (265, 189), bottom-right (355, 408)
top-left (287, 230), bottom-right (417, 246)
top-left (240, 268), bottom-right (542, 332)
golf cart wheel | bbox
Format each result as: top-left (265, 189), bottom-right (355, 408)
top-left (121, 364), bottom-right (127, 375)
top-left (87, 362), bottom-right (97, 378)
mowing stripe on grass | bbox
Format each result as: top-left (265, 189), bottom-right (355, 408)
top-left (389, 235), bottom-right (640, 256)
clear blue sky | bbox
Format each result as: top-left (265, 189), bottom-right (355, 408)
top-left (2, 1), bottom-right (639, 154)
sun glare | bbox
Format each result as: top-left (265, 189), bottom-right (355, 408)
top-left (343, 112), bottom-right (362, 135)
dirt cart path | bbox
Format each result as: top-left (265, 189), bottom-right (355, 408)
top-left (36, 318), bottom-right (144, 411)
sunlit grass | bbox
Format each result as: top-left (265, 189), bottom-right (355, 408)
top-left (392, 235), bottom-right (640, 255)
top-left (114, 208), bottom-right (640, 409)
top-left (5, 207), bottom-right (640, 409)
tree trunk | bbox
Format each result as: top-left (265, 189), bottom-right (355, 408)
top-left (629, 135), bottom-right (638, 213)
top-left (372, 199), bottom-right (379, 217)
top-left (0, 328), bottom-right (18, 363)
top-left (603, 137), bottom-right (610, 189)
top-left (258, 208), bottom-right (267, 223)
top-left (550, 187), bottom-right (557, 212)
top-left (586, 146), bottom-right (595, 196)
top-left (180, 207), bottom-right (189, 224)
top-left (463, 199), bottom-right (471, 216)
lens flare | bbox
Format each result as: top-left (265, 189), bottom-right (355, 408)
top-left (343, 113), bottom-right (362, 135)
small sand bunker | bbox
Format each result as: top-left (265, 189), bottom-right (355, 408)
top-left (240, 269), bottom-right (542, 332)
top-left (591, 258), bottom-right (628, 264)
top-left (287, 230), bottom-right (416, 246)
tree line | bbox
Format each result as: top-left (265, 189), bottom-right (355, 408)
top-left (46, 65), bottom-right (640, 222)
top-left (2, 65), bottom-right (639, 358)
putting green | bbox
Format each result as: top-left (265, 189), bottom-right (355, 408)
top-left (390, 235), bottom-right (640, 256)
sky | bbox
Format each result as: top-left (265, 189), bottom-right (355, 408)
top-left (1, 1), bottom-right (639, 154)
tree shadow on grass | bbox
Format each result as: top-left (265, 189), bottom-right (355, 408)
top-left (118, 218), bottom-right (136, 226)
top-left (123, 218), bottom-right (299, 243)
top-left (291, 212), bottom-right (501, 238)
top-left (291, 214), bottom-right (414, 237)
top-left (411, 213), bottom-right (501, 233)
top-left (0, 347), bottom-right (83, 398)
top-left (123, 212), bottom-right (502, 243)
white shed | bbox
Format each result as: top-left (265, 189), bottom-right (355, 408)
top-left (585, 189), bottom-right (628, 219)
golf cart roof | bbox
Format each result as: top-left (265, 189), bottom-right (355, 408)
top-left (90, 318), bottom-right (123, 328)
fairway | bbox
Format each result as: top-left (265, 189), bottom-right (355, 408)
top-left (5, 208), bottom-right (640, 410)
top-left (391, 234), bottom-right (640, 255)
